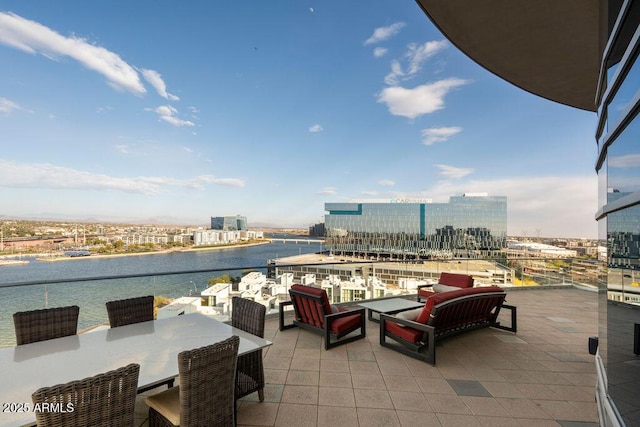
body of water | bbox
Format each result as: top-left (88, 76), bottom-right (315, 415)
top-left (0, 240), bottom-right (323, 346)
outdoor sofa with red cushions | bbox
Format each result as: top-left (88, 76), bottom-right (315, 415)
top-left (417, 272), bottom-right (475, 302)
top-left (279, 284), bottom-right (366, 350)
top-left (381, 286), bottom-right (517, 365)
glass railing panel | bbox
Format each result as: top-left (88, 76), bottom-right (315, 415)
top-left (0, 256), bottom-right (604, 347)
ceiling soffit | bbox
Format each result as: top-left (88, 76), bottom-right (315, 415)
top-left (415, 0), bottom-right (603, 111)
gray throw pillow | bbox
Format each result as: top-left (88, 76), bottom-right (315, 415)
top-left (396, 307), bottom-right (423, 322)
top-left (433, 283), bottom-right (461, 293)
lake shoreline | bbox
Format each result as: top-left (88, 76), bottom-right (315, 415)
top-left (36, 240), bottom-right (273, 262)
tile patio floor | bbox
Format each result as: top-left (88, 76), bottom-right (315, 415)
top-left (135, 287), bottom-right (600, 427)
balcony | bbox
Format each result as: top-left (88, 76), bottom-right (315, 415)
top-left (136, 287), bottom-right (596, 426)
top-left (0, 258), bottom-right (600, 426)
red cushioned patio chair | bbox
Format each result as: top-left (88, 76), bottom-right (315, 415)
top-left (279, 284), bottom-right (366, 350)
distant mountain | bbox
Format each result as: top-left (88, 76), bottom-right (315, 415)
top-left (3, 213), bottom-right (312, 229)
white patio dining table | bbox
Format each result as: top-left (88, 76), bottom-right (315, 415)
top-left (0, 312), bottom-right (272, 427)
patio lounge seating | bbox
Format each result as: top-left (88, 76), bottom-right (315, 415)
top-left (13, 305), bottom-right (80, 345)
top-left (417, 272), bottom-right (474, 302)
top-left (279, 284), bottom-right (366, 350)
top-left (381, 286), bottom-right (517, 365)
top-left (32, 363), bottom-right (139, 427)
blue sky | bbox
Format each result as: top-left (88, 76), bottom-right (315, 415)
top-left (0, 1), bottom-right (597, 238)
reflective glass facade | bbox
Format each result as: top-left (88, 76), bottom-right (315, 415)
top-left (210, 215), bottom-right (248, 231)
top-left (597, 2), bottom-right (640, 424)
top-left (324, 196), bottom-right (506, 259)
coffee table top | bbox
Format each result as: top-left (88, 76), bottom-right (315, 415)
top-left (358, 298), bottom-right (424, 313)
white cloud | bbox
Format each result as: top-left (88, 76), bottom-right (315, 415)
top-left (609, 154), bottom-right (640, 168)
top-left (378, 179), bottom-right (395, 186)
top-left (317, 187), bottom-right (336, 196)
top-left (115, 144), bottom-right (129, 154)
top-left (361, 190), bottom-right (378, 196)
top-left (0, 160), bottom-right (244, 195)
top-left (377, 78), bottom-right (469, 119)
top-left (364, 22), bottom-right (405, 45)
top-left (309, 124), bottom-right (323, 133)
top-left (373, 47), bottom-right (388, 58)
top-left (434, 164), bottom-right (474, 179)
top-left (0, 96), bottom-right (25, 113)
top-left (141, 69), bottom-right (180, 101)
top-left (196, 176), bottom-right (245, 188)
top-left (146, 105), bottom-right (195, 127)
top-left (383, 40), bottom-right (448, 86)
top-left (406, 40), bottom-right (448, 75)
top-left (412, 175), bottom-right (598, 238)
top-left (384, 60), bottom-right (404, 85)
top-left (0, 12), bottom-right (146, 94)
top-left (421, 126), bottom-right (462, 145)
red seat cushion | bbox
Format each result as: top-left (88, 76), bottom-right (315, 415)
top-left (385, 320), bottom-right (423, 344)
top-left (329, 313), bottom-right (362, 335)
top-left (439, 272), bottom-right (474, 288)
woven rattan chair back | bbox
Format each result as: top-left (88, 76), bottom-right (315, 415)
top-left (31, 363), bottom-right (140, 427)
top-left (231, 297), bottom-right (266, 401)
top-left (13, 305), bottom-right (80, 345)
top-left (106, 295), bottom-right (154, 327)
top-left (149, 336), bottom-right (239, 427)
top-left (231, 296), bottom-right (266, 338)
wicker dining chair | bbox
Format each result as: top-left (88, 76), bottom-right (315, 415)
top-left (105, 295), bottom-right (154, 327)
top-left (13, 305), bottom-right (80, 345)
top-left (231, 296), bottom-right (266, 402)
top-left (31, 363), bottom-right (140, 427)
top-left (146, 336), bottom-right (239, 427)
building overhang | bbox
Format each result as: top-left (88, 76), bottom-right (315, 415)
top-left (414, 0), bottom-right (605, 112)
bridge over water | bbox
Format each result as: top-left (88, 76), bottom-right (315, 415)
top-left (268, 238), bottom-right (324, 244)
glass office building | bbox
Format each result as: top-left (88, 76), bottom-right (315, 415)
top-left (210, 215), bottom-right (248, 231)
top-left (596, 2), bottom-right (640, 424)
top-left (324, 195), bottom-right (506, 259)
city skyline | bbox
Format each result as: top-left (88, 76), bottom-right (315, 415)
top-left (0, 2), bottom-right (597, 238)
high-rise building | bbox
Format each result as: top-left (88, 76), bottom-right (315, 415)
top-left (413, 2), bottom-right (637, 425)
top-left (324, 194), bottom-right (506, 259)
top-left (210, 215), bottom-right (248, 231)
top-left (308, 222), bottom-right (325, 238)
